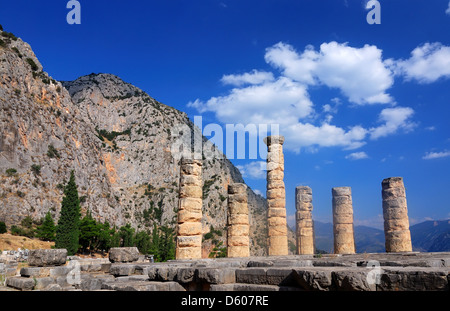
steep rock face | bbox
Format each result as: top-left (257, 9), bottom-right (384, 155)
top-left (0, 32), bottom-right (122, 227)
top-left (0, 29), bottom-right (269, 256)
top-left (62, 73), bottom-right (269, 256)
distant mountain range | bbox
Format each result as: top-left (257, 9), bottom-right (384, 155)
top-left (312, 219), bottom-right (450, 253)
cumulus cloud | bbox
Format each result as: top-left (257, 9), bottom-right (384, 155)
top-left (446, 1), bottom-right (450, 15)
top-left (370, 107), bottom-right (416, 140)
top-left (221, 70), bottom-right (275, 86)
top-left (392, 43), bottom-right (450, 83)
top-left (345, 151), bottom-right (369, 160)
top-left (188, 41), bottom-right (428, 154)
top-left (423, 150), bottom-right (450, 160)
top-left (188, 76), bottom-right (314, 125)
top-left (236, 161), bottom-right (267, 179)
top-left (265, 42), bottom-right (394, 105)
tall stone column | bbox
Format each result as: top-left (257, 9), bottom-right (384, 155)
top-left (176, 158), bottom-right (203, 260)
top-left (264, 135), bottom-right (288, 256)
top-left (382, 177), bottom-right (412, 252)
top-left (227, 183), bottom-right (250, 258)
top-left (332, 187), bottom-right (356, 254)
top-left (295, 186), bottom-right (315, 255)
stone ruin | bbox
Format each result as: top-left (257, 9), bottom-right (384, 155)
top-left (3, 247), bottom-right (449, 291)
top-left (2, 136), bottom-right (447, 292)
top-left (227, 183), bottom-right (250, 258)
top-left (176, 158), bottom-right (203, 260)
top-left (264, 135), bottom-right (288, 256)
top-left (295, 186), bottom-right (314, 255)
top-left (171, 135), bottom-right (417, 258)
top-left (332, 187), bottom-right (356, 254)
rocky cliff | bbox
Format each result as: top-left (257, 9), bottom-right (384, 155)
top-left (0, 29), bottom-right (269, 256)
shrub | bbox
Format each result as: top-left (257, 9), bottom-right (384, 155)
top-left (5, 168), bottom-right (17, 176)
top-left (26, 58), bottom-right (38, 71)
top-left (31, 164), bottom-right (41, 175)
top-left (47, 144), bottom-right (60, 158)
top-left (0, 39), bottom-right (5, 48)
top-left (0, 221), bottom-right (6, 234)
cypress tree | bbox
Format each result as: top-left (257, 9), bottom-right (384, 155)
top-left (36, 212), bottom-right (56, 241)
top-left (55, 170), bottom-right (81, 255)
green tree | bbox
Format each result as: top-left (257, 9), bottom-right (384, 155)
top-left (36, 212), bottom-right (56, 241)
top-left (148, 224), bottom-right (161, 261)
top-left (119, 223), bottom-right (135, 247)
top-left (135, 230), bottom-right (151, 255)
top-left (55, 170), bottom-right (81, 255)
top-left (0, 221), bottom-right (7, 234)
top-left (79, 211), bottom-right (99, 254)
top-left (159, 226), bottom-right (175, 261)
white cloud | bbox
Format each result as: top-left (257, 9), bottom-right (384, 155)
top-left (392, 43), bottom-right (450, 83)
top-left (446, 1), bottom-right (450, 15)
top-left (188, 77), bottom-right (313, 124)
top-left (236, 161), bottom-right (267, 179)
top-left (265, 41), bottom-right (394, 105)
top-left (188, 41), bottom-right (426, 154)
top-left (370, 107), bottom-right (416, 140)
top-left (345, 151), bottom-right (369, 160)
top-left (221, 70), bottom-right (274, 86)
top-left (423, 150), bottom-right (450, 160)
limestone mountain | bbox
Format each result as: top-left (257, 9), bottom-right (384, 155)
top-left (0, 28), bottom-right (270, 256)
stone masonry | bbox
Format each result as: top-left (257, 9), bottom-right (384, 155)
top-left (176, 158), bottom-right (203, 260)
top-left (332, 187), bottom-right (356, 254)
top-left (264, 135), bottom-right (288, 256)
top-left (295, 186), bottom-right (315, 255)
top-left (382, 177), bottom-right (413, 252)
top-left (227, 183), bottom-right (250, 258)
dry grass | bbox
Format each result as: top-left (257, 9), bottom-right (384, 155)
top-left (0, 233), bottom-right (54, 251)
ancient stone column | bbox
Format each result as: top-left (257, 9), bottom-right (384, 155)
top-left (264, 135), bottom-right (288, 256)
top-left (382, 177), bottom-right (412, 252)
top-left (295, 186), bottom-right (315, 255)
top-left (332, 187), bottom-right (356, 254)
top-left (176, 158), bottom-right (203, 259)
top-left (227, 183), bottom-right (250, 258)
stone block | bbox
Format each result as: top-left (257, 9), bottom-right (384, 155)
top-left (292, 268), bottom-right (333, 291)
top-left (332, 270), bottom-right (376, 291)
top-left (178, 197), bottom-right (202, 212)
top-left (228, 214), bottom-right (249, 225)
top-left (180, 185), bottom-right (202, 199)
top-left (109, 247), bottom-right (140, 263)
top-left (177, 210), bottom-right (202, 223)
top-left (197, 267), bottom-right (236, 284)
top-left (177, 222), bottom-right (202, 236)
top-left (110, 264), bottom-right (136, 276)
top-left (28, 249), bottom-right (67, 267)
top-left (176, 247), bottom-right (201, 260)
top-left (6, 276), bottom-right (35, 291)
top-left (34, 277), bottom-right (55, 290)
top-left (235, 268), bottom-right (268, 284)
top-left (177, 235), bottom-right (202, 248)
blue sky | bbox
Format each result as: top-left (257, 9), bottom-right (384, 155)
top-left (1, 0), bottom-right (450, 229)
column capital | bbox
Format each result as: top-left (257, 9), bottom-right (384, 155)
top-left (263, 135), bottom-right (285, 146)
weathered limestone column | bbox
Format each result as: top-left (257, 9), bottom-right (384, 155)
top-left (295, 186), bottom-right (315, 255)
top-left (382, 177), bottom-right (412, 252)
top-left (227, 183), bottom-right (250, 258)
top-left (332, 187), bottom-right (356, 254)
top-left (264, 135), bottom-right (288, 256)
top-left (176, 158), bottom-right (203, 259)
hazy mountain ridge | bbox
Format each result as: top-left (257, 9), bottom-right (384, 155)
top-left (313, 219), bottom-right (450, 253)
